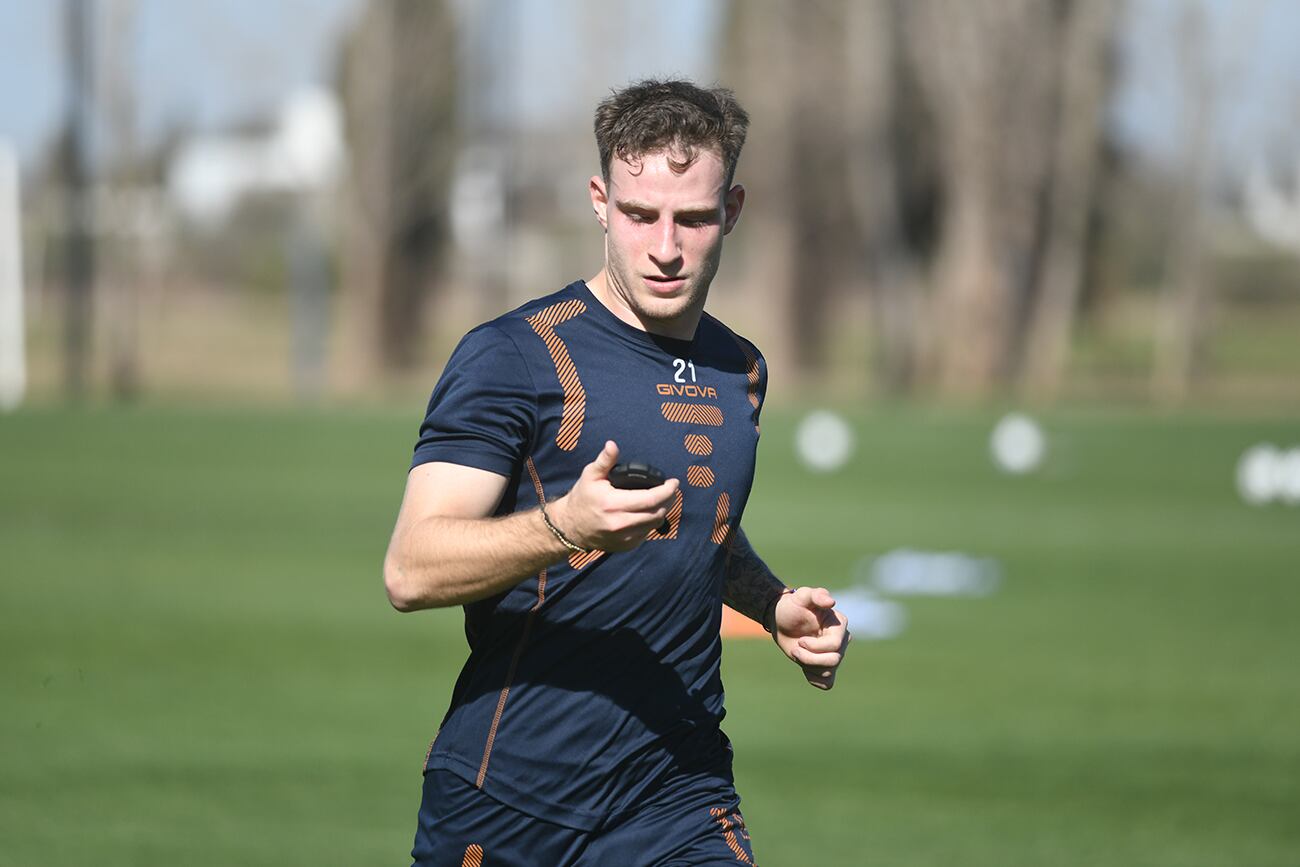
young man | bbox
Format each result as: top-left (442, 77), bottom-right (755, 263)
top-left (385, 79), bottom-right (850, 866)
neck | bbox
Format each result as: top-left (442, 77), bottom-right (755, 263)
top-left (586, 268), bottom-right (702, 341)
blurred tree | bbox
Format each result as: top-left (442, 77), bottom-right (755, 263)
top-left (784, 2), bottom-right (857, 376)
top-left (903, 0), bottom-right (1062, 396)
top-left (1020, 0), bottom-right (1122, 400)
top-left (845, 0), bottom-right (930, 395)
top-left (62, 0), bottom-right (95, 398)
top-left (1152, 1), bottom-right (1215, 404)
top-left (729, 0), bottom-right (1122, 398)
top-left (725, 0), bottom-right (857, 381)
top-left (902, 0), bottom-right (1124, 399)
top-left (723, 0), bottom-right (796, 378)
top-left (338, 0), bottom-right (457, 372)
top-left (104, 0), bottom-right (141, 401)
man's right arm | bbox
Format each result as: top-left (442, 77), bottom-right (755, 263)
top-left (383, 441), bottom-right (678, 611)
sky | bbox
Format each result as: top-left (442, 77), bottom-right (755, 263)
top-left (1114, 0), bottom-right (1300, 171)
top-left (0, 0), bottom-right (1297, 177)
top-left (0, 0), bottom-right (361, 166)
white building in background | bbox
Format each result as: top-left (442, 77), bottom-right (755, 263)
top-left (0, 140), bottom-right (24, 411)
top-left (1245, 159), bottom-right (1300, 253)
top-left (168, 87), bottom-right (345, 225)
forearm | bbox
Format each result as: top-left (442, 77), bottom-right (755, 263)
top-left (722, 527), bottom-right (789, 632)
top-left (384, 507), bottom-right (570, 611)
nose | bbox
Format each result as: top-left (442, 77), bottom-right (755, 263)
top-left (649, 219), bottom-right (681, 268)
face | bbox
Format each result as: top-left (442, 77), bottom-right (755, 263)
top-left (589, 148), bottom-right (744, 340)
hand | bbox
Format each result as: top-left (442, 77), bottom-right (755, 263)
top-left (548, 441), bottom-right (679, 552)
top-left (772, 587), bottom-right (850, 690)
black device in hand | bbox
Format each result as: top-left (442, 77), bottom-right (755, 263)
top-left (608, 462), bottom-right (666, 490)
top-left (608, 462), bottom-right (672, 534)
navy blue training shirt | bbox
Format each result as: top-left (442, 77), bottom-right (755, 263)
top-left (410, 280), bottom-right (767, 831)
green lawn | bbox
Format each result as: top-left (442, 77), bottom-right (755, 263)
top-left (3, 404), bottom-right (1298, 866)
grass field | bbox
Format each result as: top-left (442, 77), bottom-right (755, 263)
top-left (3, 404), bottom-right (1299, 866)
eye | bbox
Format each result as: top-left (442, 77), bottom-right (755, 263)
top-left (677, 212), bottom-right (716, 228)
top-left (628, 212), bottom-right (653, 224)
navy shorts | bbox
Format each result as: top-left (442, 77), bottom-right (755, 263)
top-left (410, 769), bottom-right (757, 866)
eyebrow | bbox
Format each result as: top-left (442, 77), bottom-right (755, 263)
top-left (616, 200), bottom-right (719, 217)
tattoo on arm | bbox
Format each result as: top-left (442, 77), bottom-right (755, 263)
top-left (722, 528), bottom-right (788, 632)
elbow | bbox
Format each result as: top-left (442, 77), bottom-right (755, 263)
top-left (383, 551), bottom-right (434, 612)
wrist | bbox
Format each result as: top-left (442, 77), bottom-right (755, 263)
top-left (763, 586), bottom-right (794, 635)
top-left (539, 496), bottom-right (591, 554)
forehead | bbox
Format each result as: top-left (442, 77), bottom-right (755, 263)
top-left (608, 148), bottom-right (727, 204)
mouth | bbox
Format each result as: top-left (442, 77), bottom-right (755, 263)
top-left (644, 274), bottom-right (687, 294)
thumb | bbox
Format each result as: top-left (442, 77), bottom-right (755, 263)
top-left (806, 587), bottom-right (837, 612)
top-left (585, 440), bottom-right (619, 480)
top-left (787, 587), bottom-right (825, 631)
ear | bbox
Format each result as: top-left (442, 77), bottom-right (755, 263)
top-left (590, 175), bottom-right (609, 230)
top-left (723, 183), bottom-right (745, 235)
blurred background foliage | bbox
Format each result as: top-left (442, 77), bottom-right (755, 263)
top-left (3, 0), bottom-right (1299, 410)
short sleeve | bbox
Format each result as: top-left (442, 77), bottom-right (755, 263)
top-left (411, 324), bottom-right (538, 475)
top-left (733, 331), bottom-right (768, 432)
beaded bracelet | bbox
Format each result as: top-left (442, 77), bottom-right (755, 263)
top-left (539, 500), bottom-right (593, 554)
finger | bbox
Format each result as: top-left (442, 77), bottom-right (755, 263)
top-left (609, 478), bottom-right (679, 512)
top-left (625, 506), bottom-right (671, 532)
top-left (647, 477), bottom-right (680, 508)
top-left (792, 585), bottom-right (837, 617)
top-left (585, 441), bottom-right (619, 480)
top-left (798, 631), bottom-right (845, 653)
top-left (817, 608), bottom-right (849, 635)
top-left (801, 627), bottom-right (851, 660)
top-left (792, 646), bottom-right (843, 669)
top-left (783, 589), bottom-right (824, 634)
top-left (792, 586), bottom-right (819, 611)
top-left (806, 586), bottom-right (837, 611)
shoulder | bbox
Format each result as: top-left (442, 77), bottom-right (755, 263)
top-left (487, 282), bottom-right (589, 332)
top-left (456, 282), bottom-right (588, 354)
top-left (700, 312), bottom-right (766, 371)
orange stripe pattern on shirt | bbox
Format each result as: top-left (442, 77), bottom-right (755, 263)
top-left (661, 402), bottom-right (724, 427)
top-left (684, 434), bottom-right (714, 455)
top-left (727, 333), bottom-right (762, 433)
top-left (687, 465), bottom-right (715, 487)
top-left (526, 299), bottom-right (588, 451)
top-left (648, 489), bottom-right (683, 540)
top-left (710, 491), bottom-right (733, 546)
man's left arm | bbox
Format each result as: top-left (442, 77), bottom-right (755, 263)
top-left (723, 527), bottom-right (851, 690)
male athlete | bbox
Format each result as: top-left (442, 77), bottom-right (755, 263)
top-left (385, 79), bottom-right (850, 866)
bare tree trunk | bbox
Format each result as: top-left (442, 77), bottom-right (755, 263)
top-left (1152, 2), bottom-right (1214, 404)
top-left (1020, 0), bottom-right (1120, 400)
top-left (723, 0), bottom-right (796, 382)
top-left (786, 1), bottom-right (853, 376)
top-left (904, 0), bottom-right (1060, 397)
top-left (932, 176), bottom-right (1008, 391)
top-left (105, 0), bottom-right (140, 401)
top-left (63, 0), bottom-right (95, 399)
top-left (844, 0), bottom-right (926, 395)
top-left (340, 0), bottom-right (456, 374)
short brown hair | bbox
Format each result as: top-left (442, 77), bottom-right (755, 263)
top-left (594, 79), bottom-right (749, 185)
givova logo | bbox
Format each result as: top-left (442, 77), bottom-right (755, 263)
top-left (656, 383), bottom-right (718, 398)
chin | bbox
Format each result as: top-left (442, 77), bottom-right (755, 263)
top-left (636, 294), bottom-right (692, 320)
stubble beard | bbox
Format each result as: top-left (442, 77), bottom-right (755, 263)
top-left (604, 242), bottom-right (723, 338)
